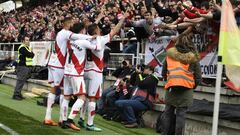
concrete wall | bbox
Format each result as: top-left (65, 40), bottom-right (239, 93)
top-left (2, 75), bottom-right (240, 135)
top-left (1, 74), bottom-right (50, 91)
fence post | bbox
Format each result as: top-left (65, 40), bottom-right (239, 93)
top-left (136, 41), bottom-right (140, 65)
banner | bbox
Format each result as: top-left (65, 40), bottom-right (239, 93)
top-left (30, 41), bottom-right (53, 66)
top-left (145, 21), bottom-right (219, 78)
top-left (144, 36), bottom-right (174, 77)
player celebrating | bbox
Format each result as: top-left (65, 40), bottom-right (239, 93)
top-left (78, 11), bottom-right (129, 131)
top-left (44, 17), bottom-right (93, 126)
top-left (60, 22), bottom-right (101, 131)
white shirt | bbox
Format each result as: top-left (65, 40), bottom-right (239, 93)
top-left (48, 29), bottom-right (92, 68)
top-left (64, 39), bottom-right (101, 76)
top-left (84, 34), bottom-right (111, 73)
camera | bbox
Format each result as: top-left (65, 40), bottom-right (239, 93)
top-left (137, 64), bottom-right (145, 72)
top-left (122, 60), bottom-right (128, 66)
top-left (126, 28), bottom-right (135, 39)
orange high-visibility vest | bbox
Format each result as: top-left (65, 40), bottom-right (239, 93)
top-left (164, 57), bottom-right (195, 89)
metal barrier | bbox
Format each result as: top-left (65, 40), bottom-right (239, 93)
top-left (0, 43), bottom-right (21, 60)
top-left (0, 51), bottom-right (18, 60)
top-left (0, 42), bottom-right (21, 51)
top-left (107, 53), bottom-right (146, 73)
top-left (108, 53), bottom-right (135, 70)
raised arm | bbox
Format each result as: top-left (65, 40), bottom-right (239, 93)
top-left (94, 8), bottom-right (106, 24)
top-left (184, 17), bottom-right (206, 24)
top-left (109, 11), bottom-right (129, 37)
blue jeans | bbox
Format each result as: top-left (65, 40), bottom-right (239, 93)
top-left (97, 86), bottom-right (115, 111)
top-left (115, 96), bottom-right (148, 124)
top-left (123, 42), bottom-right (137, 55)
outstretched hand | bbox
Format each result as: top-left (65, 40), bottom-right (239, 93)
top-left (123, 10), bottom-right (130, 18)
top-left (99, 8), bottom-right (106, 18)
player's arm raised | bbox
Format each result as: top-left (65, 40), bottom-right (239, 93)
top-left (109, 11), bottom-right (129, 38)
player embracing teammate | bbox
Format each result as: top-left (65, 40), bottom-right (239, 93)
top-left (77, 11), bottom-right (129, 132)
top-left (43, 17), bottom-right (94, 126)
top-left (44, 10), bottom-right (129, 132)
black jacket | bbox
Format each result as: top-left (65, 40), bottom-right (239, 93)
top-left (153, 2), bottom-right (178, 21)
top-left (18, 45), bottom-right (34, 66)
top-left (138, 74), bottom-right (159, 98)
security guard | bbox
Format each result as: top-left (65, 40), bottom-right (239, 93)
top-left (12, 36), bottom-right (34, 100)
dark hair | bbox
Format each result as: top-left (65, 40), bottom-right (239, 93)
top-left (22, 35), bottom-right (30, 42)
top-left (144, 11), bottom-right (152, 15)
top-left (144, 65), bottom-right (155, 72)
top-left (62, 17), bottom-right (72, 24)
top-left (201, 1), bottom-right (209, 9)
top-left (175, 34), bottom-right (200, 59)
top-left (70, 22), bottom-right (85, 33)
top-left (87, 23), bottom-right (98, 35)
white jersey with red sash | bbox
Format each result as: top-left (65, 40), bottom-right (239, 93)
top-left (84, 34), bottom-right (111, 73)
top-left (64, 39), bottom-right (101, 96)
top-left (48, 29), bottom-right (92, 69)
top-left (84, 34), bottom-right (111, 98)
top-left (64, 39), bottom-right (101, 76)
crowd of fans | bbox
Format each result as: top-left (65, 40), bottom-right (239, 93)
top-left (1, 0), bottom-right (239, 44)
top-left (1, 0), bottom-right (240, 132)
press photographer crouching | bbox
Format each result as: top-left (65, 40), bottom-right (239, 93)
top-left (115, 65), bottom-right (159, 128)
top-left (97, 59), bottom-right (134, 116)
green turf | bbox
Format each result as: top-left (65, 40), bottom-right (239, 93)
top-left (0, 127), bottom-right (9, 135)
top-left (0, 104), bottom-right (68, 135)
top-left (0, 84), bottom-right (159, 135)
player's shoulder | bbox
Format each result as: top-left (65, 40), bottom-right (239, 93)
top-left (58, 29), bottom-right (72, 35)
top-left (99, 34), bottom-right (110, 40)
top-left (72, 39), bottom-right (90, 45)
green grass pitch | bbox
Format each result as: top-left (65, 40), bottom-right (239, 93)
top-left (0, 84), bottom-right (159, 135)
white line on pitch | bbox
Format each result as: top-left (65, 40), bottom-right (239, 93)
top-left (0, 123), bottom-right (20, 135)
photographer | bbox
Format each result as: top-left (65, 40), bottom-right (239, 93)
top-left (97, 59), bottom-right (134, 115)
top-left (115, 65), bottom-right (159, 128)
top-left (102, 63), bottom-right (146, 121)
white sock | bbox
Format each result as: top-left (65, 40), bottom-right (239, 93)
top-left (80, 100), bottom-right (88, 120)
top-left (68, 99), bottom-right (84, 120)
top-left (87, 102), bottom-right (96, 126)
top-left (59, 94), bottom-right (64, 122)
top-left (61, 98), bottom-right (69, 121)
top-left (45, 93), bottom-right (56, 120)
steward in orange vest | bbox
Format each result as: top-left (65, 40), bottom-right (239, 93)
top-left (162, 47), bottom-right (201, 91)
top-left (161, 34), bottom-right (202, 135)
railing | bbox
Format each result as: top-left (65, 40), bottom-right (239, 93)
top-left (0, 43), bottom-right (21, 60)
top-left (107, 53), bottom-right (135, 70)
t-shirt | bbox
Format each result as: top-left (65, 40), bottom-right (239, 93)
top-left (48, 29), bottom-right (92, 68)
top-left (64, 39), bottom-right (101, 76)
top-left (84, 34), bottom-right (111, 73)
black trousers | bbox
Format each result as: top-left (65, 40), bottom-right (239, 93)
top-left (161, 104), bottom-right (188, 135)
top-left (13, 66), bottom-right (31, 96)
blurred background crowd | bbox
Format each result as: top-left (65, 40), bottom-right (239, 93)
top-left (1, 0), bottom-right (239, 43)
